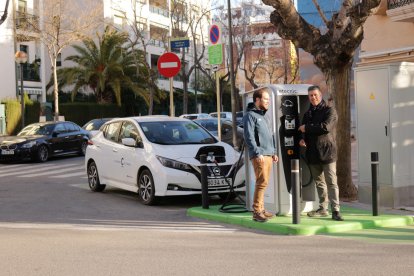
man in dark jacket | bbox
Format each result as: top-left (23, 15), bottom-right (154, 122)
top-left (243, 88), bottom-right (278, 222)
top-left (299, 85), bottom-right (344, 221)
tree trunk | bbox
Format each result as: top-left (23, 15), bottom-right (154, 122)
top-left (325, 64), bottom-right (357, 200)
top-left (52, 63), bottom-right (59, 121)
top-left (148, 84), bottom-right (154, 115)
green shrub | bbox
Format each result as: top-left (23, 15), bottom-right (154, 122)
top-left (2, 99), bottom-right (21, 135)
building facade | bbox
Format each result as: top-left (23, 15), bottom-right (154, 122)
top-left (0, 0), bottom-right (210, 108)
top-left (355, 0), bottom-right (414, 207)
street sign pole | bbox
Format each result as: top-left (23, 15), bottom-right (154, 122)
top-left (215, 70), bottom-right (221, 141)
top-left (168, 39), bottom-right (174, 117)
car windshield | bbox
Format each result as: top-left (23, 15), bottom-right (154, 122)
top-left (139, 121), bottom-right (216, 145)
top-left (18, 124), bottom-right (54, 136)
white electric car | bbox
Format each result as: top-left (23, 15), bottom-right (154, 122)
top-left (85, 116), bottom-right (245, 205)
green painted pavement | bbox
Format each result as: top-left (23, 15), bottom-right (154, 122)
top-left (187, 205), bottom-right (413, 236)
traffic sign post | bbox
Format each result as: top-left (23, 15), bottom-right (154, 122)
top-left (157, 52), bottom-right (181, 116)
top-left (209, 24), bottom-right (222, 45)
top-left (157, 52), bottom-right (181, 78)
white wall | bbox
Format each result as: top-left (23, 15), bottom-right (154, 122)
top-left (0, 14), bottom-right (17, 100)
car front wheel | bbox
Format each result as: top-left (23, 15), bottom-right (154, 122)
top-left (36, 145), bottom-right (49, 162)
top-left (87, 161), bottom-right (105, 192)
top-left (138, 169), bottom-right (157, 205)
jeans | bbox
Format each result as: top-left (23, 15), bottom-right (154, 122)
top-left (251, 156), bottom-right (273, 213)
top-left (309, 162), bottom-right (340, 212)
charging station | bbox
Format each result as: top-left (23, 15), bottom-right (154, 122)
top-left (240, 84), bottom-right (318, 215)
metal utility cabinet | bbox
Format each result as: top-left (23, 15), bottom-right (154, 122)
top-left (355, 62), bottom-right (414, 207)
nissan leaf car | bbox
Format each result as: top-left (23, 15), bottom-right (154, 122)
top-left (85, 116), bottom-right (245, 205)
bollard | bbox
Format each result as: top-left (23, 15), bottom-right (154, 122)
top-left (371, 152), bottom-right (379, 216)
top-left (200, 154), bottom-right (209, 209)
top-left (291, 159), bottom-right (300, 224)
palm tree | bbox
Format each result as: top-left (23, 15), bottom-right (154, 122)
top-left (56, 26), bottom-right (149, 106)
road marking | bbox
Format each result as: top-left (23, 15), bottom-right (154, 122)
top-left (0, 221), bottom-right (240, 233)
top-left (18, 166), bottom-right (84, 178)
top-left (0, 164), bottom-right (69, 177)
top-left (50, 171), bottom-right (85, 178)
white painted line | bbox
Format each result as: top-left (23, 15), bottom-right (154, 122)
top-left (19, 166), bottom-right (84, 178)
top-left (0, 164), bottom-right (72, 177)
top-left (50, 171), bottom-right (85, 178)
top-left (160, 62), bottom-right (178, 68)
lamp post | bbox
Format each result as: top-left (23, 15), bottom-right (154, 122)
top-left (15, 50), bottom-right (28, 129)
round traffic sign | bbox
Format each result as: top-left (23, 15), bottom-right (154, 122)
top-left (209, 25), bottom-right (220, 45)
top-left (157, 52), bottom-right (181, 78)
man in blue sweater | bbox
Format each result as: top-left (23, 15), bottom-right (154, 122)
top-left (243, 89), bottom-right (279, 222)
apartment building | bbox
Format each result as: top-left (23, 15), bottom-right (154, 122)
top-left (0, 0), bottom-right (211, 105)
top-left (215, 1), bottom-right (295, 94)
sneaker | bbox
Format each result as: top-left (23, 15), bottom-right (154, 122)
top-left (332, 211), bottom-right (344, 221)
top-left (307, 208), bottom-right (329, 217)
top-left (262, 210), bottom-right (275, 219)
top-left (253, 211), bottom-right (268, 222)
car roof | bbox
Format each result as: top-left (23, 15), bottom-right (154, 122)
top-left (108, 116), bottom-right (188, 123)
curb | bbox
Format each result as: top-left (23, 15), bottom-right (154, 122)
top-left (187, 205), bottom-right (414, 236)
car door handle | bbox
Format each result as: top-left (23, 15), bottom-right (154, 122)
top-left (64, 136), bottom-right (69, 139)
top-left (112, 149), bottom-right (118, 152)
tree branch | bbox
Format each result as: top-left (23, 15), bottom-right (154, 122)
top-left (311, 0), bottom-right (329, 26)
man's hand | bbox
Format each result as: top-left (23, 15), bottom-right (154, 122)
top-left (298, 125), bottom-right (306, 133)
top-left (299, 139), bottom-right (306, 147)
top-left (255, 155), bottom-right (264, 163)
top-left (272, 155), bottom-right (278, 163)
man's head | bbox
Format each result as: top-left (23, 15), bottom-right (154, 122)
top-left (253, 89), bottom-right (270, 111)
top-left (308, 85), bottom-right (322, 107)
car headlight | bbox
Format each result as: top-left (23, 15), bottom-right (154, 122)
top-left (21, 141), bottom-right (37, 148)
top-left (156, 156), bottom-right (193, 172)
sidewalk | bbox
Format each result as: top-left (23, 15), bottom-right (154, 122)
top-left (187, 204), bottom-right (413, 236)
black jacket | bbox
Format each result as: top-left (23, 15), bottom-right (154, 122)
top-left (302, 100), bottom-right (337, 164)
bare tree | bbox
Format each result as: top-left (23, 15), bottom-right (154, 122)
top-left (262, 0), bottom-right (382, 199)
top-left (22, 0), bottom-right (100, 121)
top-left (0, 0), bottom-right (10, 26)
top-left (170, 0), bottom-right (211, 115)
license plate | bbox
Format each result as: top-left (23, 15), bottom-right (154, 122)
top-left (1, 149), bottom-right (14, 155)
top-left (207, 178), bottom-right (232, 187)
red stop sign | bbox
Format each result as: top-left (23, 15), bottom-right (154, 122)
top-left (157, 52), bottom-right (181, 78)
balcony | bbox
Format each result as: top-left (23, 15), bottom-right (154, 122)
top-left (387, 0), bottom-right (414, 22)
top-left (149, 5), bottom-right (169, 17)
top-left (15, 11), bottom-right (39, 31)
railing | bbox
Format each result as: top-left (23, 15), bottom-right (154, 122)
top-left (148, 38), bottom-right (165, 48)
top-left (15, 11), bottom-right (39, 31)
top-left (388, 0), bottom-right (414, 9)
top-left (149, 5), bottom-right (169, 17)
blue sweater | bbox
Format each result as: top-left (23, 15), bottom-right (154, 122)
top-left (243, 104), bottom-right (276, 159)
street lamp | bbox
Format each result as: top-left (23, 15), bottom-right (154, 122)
top-left (15, 50), bottom-right (28, 129)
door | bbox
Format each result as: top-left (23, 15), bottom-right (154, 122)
top-left (117, 121), bottom-right (144, 188)
top-left (356, 68), bottom-right (392, 189)
top-left (99, 121), bottom-right (123, 183)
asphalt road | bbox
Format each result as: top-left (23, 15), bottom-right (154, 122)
top-left (0, 156), bottom-right (413, 275)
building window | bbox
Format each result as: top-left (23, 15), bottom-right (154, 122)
top-left (18, 0), bottom-right (27, 13)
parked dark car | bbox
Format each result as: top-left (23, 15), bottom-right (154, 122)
top-left (82, 118), bottom-right (113, 138)
top-left (193, 118), bottom-right (244, 151)
top-left (0, 121), bottom-right (89, 162)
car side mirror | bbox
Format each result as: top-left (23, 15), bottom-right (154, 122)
top-left (122, 138), bottom-right (143, 148)
top-left (52, 132), bottom-right (59, 137)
